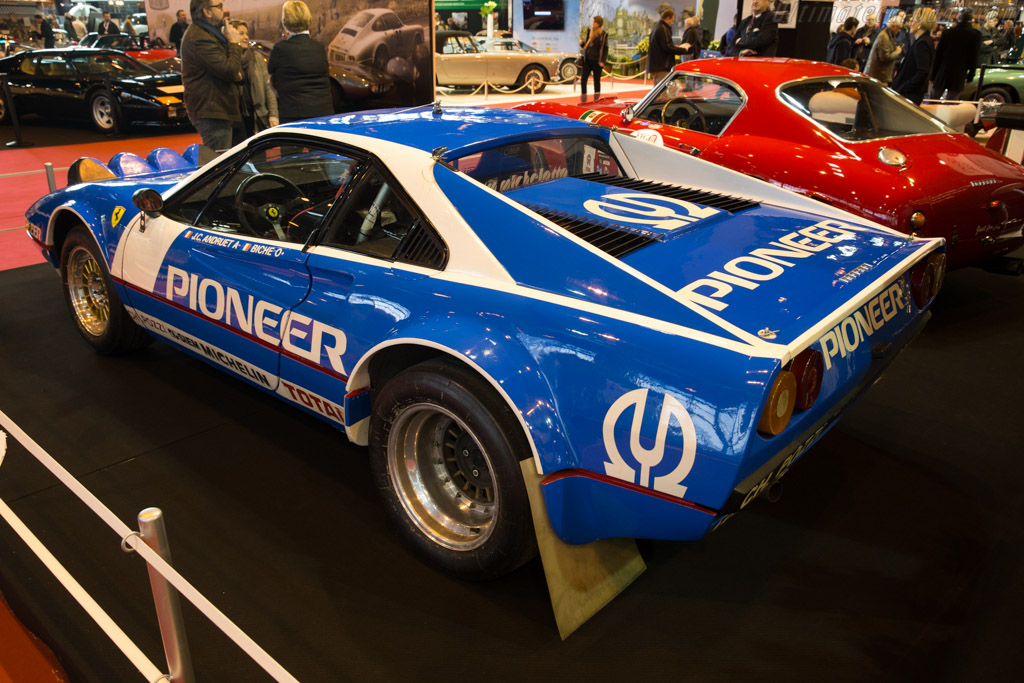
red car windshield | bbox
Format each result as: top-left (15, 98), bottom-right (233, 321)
top-left (780, 78), bottom-right (950, 141)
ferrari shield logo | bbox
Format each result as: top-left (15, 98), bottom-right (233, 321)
top-left (111, 206), bottom-right (126, 228)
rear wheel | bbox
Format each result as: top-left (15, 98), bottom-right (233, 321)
top-left (369, 359), bottom-right (536, 579)
top-left (61, 227), bottom-right (150, 354)
top-left (518, 65), bottom-right (547, 93)
top-left (559, 59), bottom-right (578, 81)
top-left (978, 84), bottom-right (1017, 105)
top-left (0, 93), bottom-right (9, 124)
top-left (89, 90), bottom-right (120, 133)
top-left (373, 45), bottom-right (389, 71)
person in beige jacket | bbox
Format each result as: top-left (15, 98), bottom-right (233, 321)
top-left (865, 15), bottom-right (903, 85)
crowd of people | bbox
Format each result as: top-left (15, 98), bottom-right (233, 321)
top-left (825, 7), bottom-right (1014, 104)
top-left (179, 0), bottom-right (332, 150)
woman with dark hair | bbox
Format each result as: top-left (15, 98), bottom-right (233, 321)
top-left (268, 0), bottom-right (332, 123)
top-left (578, 15), bottom-right (608, 103)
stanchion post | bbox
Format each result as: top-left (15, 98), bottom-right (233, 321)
top-left (3, 75), bottom-right (32, 148)
top-left (138, 507), bottom-right (195, 683)
top-left (44, 162), bottom-right (56, 193)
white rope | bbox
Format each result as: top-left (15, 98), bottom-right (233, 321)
top-left (0, 493), bottom-right (166, 682)
top-left (0, 413), bottom-right (300, 683)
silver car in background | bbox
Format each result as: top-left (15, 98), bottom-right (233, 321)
top-left (435, 31), bottom-right (562, 93)
top-left (476, 37), bottom-right (578, 81)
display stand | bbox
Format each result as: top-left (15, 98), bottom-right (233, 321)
top-left (520, 461), bottom-right (646, 639)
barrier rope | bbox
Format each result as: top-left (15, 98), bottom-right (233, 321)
top-left (0, 412), bottom-right (300, 683)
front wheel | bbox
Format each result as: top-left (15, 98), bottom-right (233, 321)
top-left (369, 359), bottom-right (536, 579)
top-left (518, 65), bottom-right (547, 93)
top-left (61, 227), bottom-right (150, 354)
top-left (89, 90), bottom-right (120, 133)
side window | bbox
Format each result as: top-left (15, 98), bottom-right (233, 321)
top-left (162, 142), bottom-right (359, 244)
top-left (322, 167), bottom-right (431, 262)
top-left (20, 57), bottom-right (38, 76)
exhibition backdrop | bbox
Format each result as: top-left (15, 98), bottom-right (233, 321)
top-left (144, 0), bottom-right (433, 108)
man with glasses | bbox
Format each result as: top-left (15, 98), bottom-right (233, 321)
top-left (181, 0), bottom-right (245, 150)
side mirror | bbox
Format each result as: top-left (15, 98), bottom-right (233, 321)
top-left (623, 104), bottom-right (635, 123)
top-left (132, 187), bottom-right (163, 217)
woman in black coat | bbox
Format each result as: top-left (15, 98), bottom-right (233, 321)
top-left (578, 15), bottom-right (608, 103)
top-left (268, 0), bottom-right (333, 123)
top-left (892, 9), bottom-right (937, 105)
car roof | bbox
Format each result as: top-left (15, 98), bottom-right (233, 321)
top-left (278, 105), bottom-right (600, 159)
top-left (681, 57), bottom-right (856, 84)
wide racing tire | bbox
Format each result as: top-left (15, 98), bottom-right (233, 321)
top-left (61, 226), bottom-right (151, 354)
top-left (369, 358), bottom-right (537, 580)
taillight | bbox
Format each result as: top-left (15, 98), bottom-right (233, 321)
top-left (790, 348), bottom-right (824, 411)
top-left (910, 260), bottom-right (936, 308)
top-left (758, 371), bottom-right (796, 437)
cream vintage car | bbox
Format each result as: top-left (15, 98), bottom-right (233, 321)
top-left (477, 36), bottom-right (579, 81)
top-left (435, 30), bottom-right (563, 93)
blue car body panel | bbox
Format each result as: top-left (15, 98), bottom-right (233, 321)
top-left (24, 106), bottom-right (944, 546)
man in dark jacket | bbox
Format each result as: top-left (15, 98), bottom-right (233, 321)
top-left (930, 8), bottom-right (981, 100)
top-left (827, 17), bottom-right (859, 65)
top-left (853, 13), bottom-right (878, 69)
top-left (32, 15), bottom-right (55, 49)
top-left (181, 0), bottom-right (245, 150)
top-left (169, 10), bottom-right (189, 53)
top-left (728, 0), bottom-right (778, 57)
top-left (647, 8), bottom-right (686, 82)
top-left (96, 11), bottom-right (119, 35)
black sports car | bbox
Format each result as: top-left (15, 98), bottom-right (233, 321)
top-left (0, 48), bottom-right (187, 132)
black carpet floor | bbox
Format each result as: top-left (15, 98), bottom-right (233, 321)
top-left (1, 254), bottom-right (1022, 682)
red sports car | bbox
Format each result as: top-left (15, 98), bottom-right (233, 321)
top-left (517, 58), bottom-right (1024, 270)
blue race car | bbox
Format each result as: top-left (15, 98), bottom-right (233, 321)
top-left (26, 106), bottom-right (945, 579)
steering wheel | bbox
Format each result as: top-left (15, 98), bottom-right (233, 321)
top-left (660, 97), bottom-right (708, 133)
top-left (234, 173), bottom-right (306, 240)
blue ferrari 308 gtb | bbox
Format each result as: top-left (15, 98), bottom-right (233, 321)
top-left (25, 105), bottom-right (944, 578)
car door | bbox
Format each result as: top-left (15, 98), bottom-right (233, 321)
top-left (1, 54), bottom-right (40, 116)
top-left (436, 34), bottom-right (486, 85)
top-left (119, 138), bottom-right (362, 394)
top-left (286, 161), bottom-right (448, 429)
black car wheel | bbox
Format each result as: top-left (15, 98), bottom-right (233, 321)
top-left (89, 90), bottom-right (120, 133)
top-left (0, 92), bottom-right (9, 124)
top-left (61, 226), bottom-right (151, 354)
top-left (369, 359), bottom-right (537, 580)
top-left (374, 45), bottom-right (389, 71)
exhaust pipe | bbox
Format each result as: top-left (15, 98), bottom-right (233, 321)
top-left (981, 256), bottom-right (1024, 276)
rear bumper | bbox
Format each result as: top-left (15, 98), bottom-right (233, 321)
top-left (539, 309), bottom-right (931, 546)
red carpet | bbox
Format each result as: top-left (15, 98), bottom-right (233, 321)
top-left (0, 133), bottom-right (199, 271)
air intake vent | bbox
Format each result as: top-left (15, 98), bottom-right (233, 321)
top-left (395, 221), bottom-right (448, 269)
top-left (576, 173), bottom-right (759, 213)
top-left (525, 205), bottom-right (661, 258)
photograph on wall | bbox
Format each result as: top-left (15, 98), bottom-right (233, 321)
top-left (143, 0), bottom-right (433, 112)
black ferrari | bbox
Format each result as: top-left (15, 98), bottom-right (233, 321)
top-left (0, 48), bottom-right (188, 133)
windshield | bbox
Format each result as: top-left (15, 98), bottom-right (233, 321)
top-left (780, 77), bottom-right (951, 141)
top-left (69, 52), bottom-right (154, 76)
top-left (451, 136), bottom-right (624, 192)
top-left (633, 71), bottom-right (745, 136)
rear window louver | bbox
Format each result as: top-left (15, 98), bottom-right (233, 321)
top-left (396, 221), bottom-right (448, 269)
top-left (576, 173), bottom-right (760, 213)
top-left (524, 205), bottom-right (661, 258)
